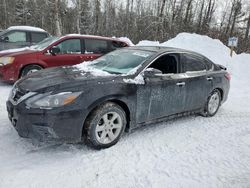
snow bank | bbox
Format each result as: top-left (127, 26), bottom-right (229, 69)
top-left (161, 33), bottom-right (232, 66)
top-left (136, 32), bottom-right (233, 66)
top-left (7, 26), bottom-right (46, 32)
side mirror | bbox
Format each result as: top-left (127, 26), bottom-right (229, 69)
top-left (50, 46), bottom-right (60, 55)
top-left (143, 68), bottom-right (162, 77)
top-left (0, 36), bottom-right (9, 42)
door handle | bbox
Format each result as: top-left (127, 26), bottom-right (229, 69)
top-left (207, 77), bottom-right (213, 81)
top-left (176, 82), bottom-right (185, 86)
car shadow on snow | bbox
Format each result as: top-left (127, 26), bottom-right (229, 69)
top-left (0, 81), bottom-right (13, 86)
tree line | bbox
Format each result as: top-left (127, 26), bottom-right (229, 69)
top-left (0, 0), bottom-right (249, 53)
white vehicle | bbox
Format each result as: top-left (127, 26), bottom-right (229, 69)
top-left (0, 26), bottom-right (49, 51)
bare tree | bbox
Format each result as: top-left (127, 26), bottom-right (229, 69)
top-left (55, 0), bottom-right (62, 36)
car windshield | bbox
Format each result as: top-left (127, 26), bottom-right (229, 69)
top-left (30, 36), bottom-right (59, 50)
top-left (89, 49), bottom-right (154, 74)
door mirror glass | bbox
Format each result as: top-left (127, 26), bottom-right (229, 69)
top-left (50, 46), bottom-right (60, 55)
top-left (143, 68), bottom-right (162, 77)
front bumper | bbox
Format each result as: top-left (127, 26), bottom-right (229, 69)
top-left (0, 64), bottom-right (17, 82)
top-left (6, 100), bottom-right (86, 143)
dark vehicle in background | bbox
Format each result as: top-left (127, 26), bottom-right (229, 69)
top-left (0, 26), bottom-right (49, 51)
top-left (6, 47), bottom-right (230, 149)
top-left (0, 34), bottom-right (129, 82)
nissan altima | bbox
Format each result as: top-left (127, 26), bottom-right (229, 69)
top-left (6, 47), bottom-right (230, 149)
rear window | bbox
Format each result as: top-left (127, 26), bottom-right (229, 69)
top-left (203, 58), bottom-right (214, 71)
top-left (183, 54), bottom-right (206, 72)
top-left (85, 39), bottom-right (108, 54)
top-left (31, 32), bottom-right (47, 43)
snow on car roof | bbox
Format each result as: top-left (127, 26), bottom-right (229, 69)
top-left (7, 26), bottom-right (46, 32)
top-left (64, 34), bottom-right (128, 42)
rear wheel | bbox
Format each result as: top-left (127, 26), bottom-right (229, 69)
top-left (20, 65), bottom-right (43, 78)
top-left (84, 102), bottom-right (126, 149)
top-left (202, 89), bottom-right (221, 117)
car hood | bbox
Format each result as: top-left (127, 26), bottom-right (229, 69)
top-left (16, 66), bottom-right (121, 92)
top-left (0, 49), bottom-right (39, 57)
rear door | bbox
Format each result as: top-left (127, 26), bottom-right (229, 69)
top-left (30, 32), bottom-right (48, 45)
top-left (81, 38), bottom-right (109, 61)
top-left (180, 53), bottom-right (211, 112)
top-left (41, 38), bottom-right (83, 67)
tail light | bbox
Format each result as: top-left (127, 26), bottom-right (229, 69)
top-left (224, 72), bottom-right (231, 80)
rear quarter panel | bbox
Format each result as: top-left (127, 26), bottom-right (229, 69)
top-left (207, 70), bottom-right (230, 103)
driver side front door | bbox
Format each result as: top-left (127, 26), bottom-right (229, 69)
top-left (136, 53), bottom-right (186, 123)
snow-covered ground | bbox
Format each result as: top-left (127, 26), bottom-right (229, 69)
top-left (0, 33), bottom-right (250, 188)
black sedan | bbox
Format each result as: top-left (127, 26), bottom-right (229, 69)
top-left (6, 47), bottom-right (230, 149)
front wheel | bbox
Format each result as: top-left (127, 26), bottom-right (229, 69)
top-left (84, 102), bottom-right (126, 149)
top-left (202, 89), bottom-right (221, 117)
top-left (20, 65), bottom-right (43, 78)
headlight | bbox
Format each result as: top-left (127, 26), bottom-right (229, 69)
top-left (25, 91), bottom-right (82, 109)
top-left (0, 57), bottom-right (15, 66)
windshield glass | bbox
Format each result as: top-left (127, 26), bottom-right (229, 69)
top-left (30, 36), bottom-right (59, 50)
top-left (89, 49), bottom-right (154, 74)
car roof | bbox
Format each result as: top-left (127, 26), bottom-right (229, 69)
top-left (126, 46), bottom-right (207, 58)
top-left (62, 34), bottom-right (128, 43)
top-left (7, 26), bottom-right (47, 33)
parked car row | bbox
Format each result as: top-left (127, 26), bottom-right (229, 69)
top-left (0, 34), bottom-right (129, 82)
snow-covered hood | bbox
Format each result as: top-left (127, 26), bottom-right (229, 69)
top-left (16, 66), bottom-right (120, 92)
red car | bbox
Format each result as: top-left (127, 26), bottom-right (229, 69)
top-left (0, 35), bottom-right (129, 82)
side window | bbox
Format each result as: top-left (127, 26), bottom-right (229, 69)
top-left (85, 39), bottom-right (108, 54)
top-left (183, 54), bottom-right (206, 72)
top-left (31, 32), bottom-right (47, 43)
top-left (110, 41), bottom-right (127, 50)
top-left (55, 39), bottom-right (81, 54)
top-left (148, 54), bottom-right (179, 74)
top-left (5, 31), bottom-right (26, 42)
top-left (203, 58), bottom-right (213, 71)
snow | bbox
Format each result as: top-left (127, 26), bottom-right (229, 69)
top-left (160, 33), bottom-right (233, 66)
top-left (135, 32), bottom-right (233, 66)
top-left (0, 33), bottom-right (250, 188)
top-left (65, 34), bottom-right (132, 46)
top-left (117, 37), bottom-right (134, 46)
top-left (74, 61), bottom-right (112, 77)
top-left (137, 40), bottom-right (160, 46)
top-left (123, 74), bottom-right (145, 85)
top-left (7, 26), bottom-right (46, 32)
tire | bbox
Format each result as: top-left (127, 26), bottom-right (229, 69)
top-left (201, 89), bottom-right (221, 117)
top-left (84, 102), bottom-right (126, 149)
top-left (20, 65), bottom-right (43, 78)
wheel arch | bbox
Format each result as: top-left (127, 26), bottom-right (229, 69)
top-left (82, 97), bottom-right (131, 138)
top-left (214, 87), bottom-right (224, 101)
top-left (18, 63), bottom-right (45, 78)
